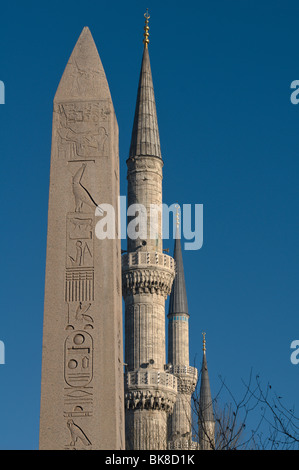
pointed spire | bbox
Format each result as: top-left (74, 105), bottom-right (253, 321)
top-left (199, 334), bottom-right (215, 423)
top-left (168, 207), bottom-right (188, 315)
top-left (129, 11), bottom-right (162, 159)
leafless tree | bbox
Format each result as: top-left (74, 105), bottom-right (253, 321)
top-left (191, 368), bottom-right (299, 450)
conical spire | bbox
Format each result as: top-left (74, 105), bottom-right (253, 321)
top-left (199, 334), bottom-right (215, 423)
top-left (168, 225), bottom-right (188, 316)
top-left (129, 13), bottom-right (161, 159)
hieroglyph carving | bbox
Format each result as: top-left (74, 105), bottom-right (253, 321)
top-left (55, 101), bottom-right (109, 160)
top-left (71, 163), bottom-right (98, 212)
top-left (64, 330), bottom-right (93, 387)
top-left (40, 27), bottom-right (124, 450)
top-left (66, 419), bottom-right (92, 449)
top-left (64, 198), bottom-right (95, 444)
top-left (65, 208), bottom-right (95, 301)
top-left (63, 388), bottom-right (93, 418)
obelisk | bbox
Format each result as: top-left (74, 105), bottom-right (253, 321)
top-left (39, 27), bottom-right (125, 450)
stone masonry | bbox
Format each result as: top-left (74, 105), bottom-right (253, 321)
top-left (39, 27), bottom-right (125, 450)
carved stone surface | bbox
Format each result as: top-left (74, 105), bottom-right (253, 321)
top-left (126, 156), bottom-right (164, 254)
top-left (122, 252), bottom-right (175, 299)
top-left (167, 364), bottom-right (198, 449)
top-left (168, 439), bottom-right (198, 450)
top-left (126, 369), bottom-right (177, 391)
top-left (170, 365), bottom-right (198, 394)
top-left (39, 27), bottom-right (124, 450)
top-left (125, 389), bottom-right (176, 413)
top-left (126, 409), bottom-right (168, 451)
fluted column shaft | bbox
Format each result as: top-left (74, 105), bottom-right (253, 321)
top-left (168, 314), bottom-right (190, 366)
top-left (127, 156), bottom-right (163, 253)
top-left (123, 156), bottom-right (176, 449)
top-left (125, 294), bottom-right (166, 370)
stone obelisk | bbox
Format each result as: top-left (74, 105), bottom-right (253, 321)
top-left (39, 27), bottom-right (125, 450)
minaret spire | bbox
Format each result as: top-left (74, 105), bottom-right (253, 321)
top-left (129, 10), bottom-right (161, 159)
top-left (198, 334), bottom-right (215, 450)
top-left (123, 12), bottom-right (176, 450)
top-left (167, 209), bottom-right (198, 449)
top-left (199, 334), bottom-right (214, 422)
top-left (168, 207), bottom-right (188, 321)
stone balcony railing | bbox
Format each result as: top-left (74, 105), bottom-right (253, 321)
top-left (169, 365), bottom-right (198, 378)
top-left (126, 369), bottom-right (177, 390)
top-left (122, 251), bottom-right (175, 270)
top-left (122, 252), bottom-right (175, 298)
top-left (168, 439), bottom-right (199, 450)
top-left (168, 365), bottom-right (198, 394)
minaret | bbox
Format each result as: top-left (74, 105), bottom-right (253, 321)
top-left (122, 11), bottom-right (177, 450)
top-left (198, 333), bottom-right (215, 450)
top-left (167, 208), bottom-right (198, 449)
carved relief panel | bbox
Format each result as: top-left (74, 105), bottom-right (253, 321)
top-left (64, 330), bottom-right (93, 387)
top-left (55, 101), bottom-right (110, 160)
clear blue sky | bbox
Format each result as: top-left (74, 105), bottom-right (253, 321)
top-left (0, 0), bottom-right (299, 449)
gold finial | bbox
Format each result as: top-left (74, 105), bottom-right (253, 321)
top-left (143, 9), bottom-right (150, 48)
top-left (202, 332), bottom-right (206, 353)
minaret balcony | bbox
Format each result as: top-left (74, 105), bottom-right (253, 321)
top-left (122, 251), bottom-right (175, 299)
top-left (125, 369), bottom-right (177, 413)
top-left (168, 365), bottom-right (198, 394)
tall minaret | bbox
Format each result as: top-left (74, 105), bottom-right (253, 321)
top-left (122, 11), bottom-right (177, 450)
top-left (167, 210), bottom-right (198, 449)
top-left (198, 333), bottom-right (215, 450)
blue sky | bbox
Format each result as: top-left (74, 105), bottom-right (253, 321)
top-left (1, 0), bottom-right (299, 449)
